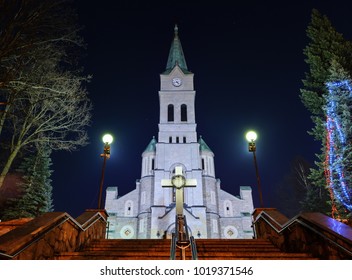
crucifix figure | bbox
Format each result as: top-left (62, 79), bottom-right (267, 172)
top-left (161, 166), bottom-right (197, 216)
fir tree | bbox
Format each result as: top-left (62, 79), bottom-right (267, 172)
top-left (2, 146), bottom-right (53, 220)
top-left (300, 9), bottom-right (352, 214)
top-left (323, 61), bottom-right (352, 220)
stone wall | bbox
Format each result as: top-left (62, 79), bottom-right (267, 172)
top-left (0, 218), bottom-right (33, 236)
top-left (253, 208), bottom-right (352, 260)
top-left (0, 210), bottom-right (107, 260)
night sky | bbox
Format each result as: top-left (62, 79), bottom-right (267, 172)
top-left (52, 1), bottom-right (352, 217)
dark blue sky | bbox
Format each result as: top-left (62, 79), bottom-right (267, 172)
top-left (52, 1), bottom-right (352, 217)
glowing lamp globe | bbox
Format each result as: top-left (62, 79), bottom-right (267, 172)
top-left (246, 131), bottom-right (257, 142)
top-left (102, 134), bottom-right (113, 144)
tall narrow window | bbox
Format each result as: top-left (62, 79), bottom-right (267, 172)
top-left (125, 201), bottom-right (133, 216)
top-left (202, 158), bottom-right (205, 170)
top-left (212, 219), bottom-right (219, 233)
top-left (168, 104), bottom-right (174, 122)
top-left (181, 104), bottom-right (187, 122)
top-left (141, 191), bottom-right (146, 205)
top-left (224, 200), bottom-right (233, 216)
top-left (176, 137), bottom-right (179, 143)
top-left (151, 158), bottom-right (154, 170)
top-left (169, 136), bottom-right (172, 143)
top-left (139, 219), bottom-right (145, 233)
top-left (211, 191), bottom-right (216, 205)
top-left (183, 137), bottom-right (186, 143)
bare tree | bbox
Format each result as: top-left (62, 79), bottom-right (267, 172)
top-left (273, 156), bottom-right (311, 217)
top-left (0, 0), bottom-right (92, 188)
top-left (292, 156), bottom-right (311, 193)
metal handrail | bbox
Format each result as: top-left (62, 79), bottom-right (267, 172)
top-left (170, 233), bottom-right (177, 260)
top-left (183, 215), bottom-right (198, 260)
top-left (170, 214), bottom-right (178, 260)
top-left (190, 236), bottom-right (198, 260)
top-left (169, 214), bottom-right (198, 260)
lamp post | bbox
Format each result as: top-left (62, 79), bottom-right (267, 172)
top-left (245, 131), bottom-right (264, 208)
top-left (98, 134), bottom-right (113, 209)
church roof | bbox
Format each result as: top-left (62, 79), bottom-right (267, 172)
top-left (198, 136), bottom-right (213, 153)
top-left (143, 136), bottom-right (156, 153)
top-left (164, 25), bottom-right (191, 74)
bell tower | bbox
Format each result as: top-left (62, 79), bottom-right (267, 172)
top-left (158, 25), bottom-right (197, 144)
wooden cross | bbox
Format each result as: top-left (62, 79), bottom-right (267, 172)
top-left (161, 166), bottom-right (197, 216)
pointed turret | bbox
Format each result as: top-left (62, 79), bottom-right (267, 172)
top-left (141, 137), bottom-right (156, 178)
top-left (143, 136), bottom-right (156, 154)
top-left (198, 136), bottom-right (215, 178)
top-left (199, 136), bottom-right (215, 177)
top-left (164, 25), bottom-right (190, 74)
top-left (198, 136), bottom-right (213, 153)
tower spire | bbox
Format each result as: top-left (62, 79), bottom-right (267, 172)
top-left (165, 24), bottom-right (189, 73)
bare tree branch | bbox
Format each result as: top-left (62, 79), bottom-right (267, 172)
top-left (0, 0), bottom-right (92, 188)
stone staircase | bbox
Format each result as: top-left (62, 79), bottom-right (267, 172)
top-left (2, 210), bottom-right (349, 259)
top-left (55, 238), bottom-right (318, 260)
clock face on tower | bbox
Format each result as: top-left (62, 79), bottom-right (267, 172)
top-left (172, 77), bottom-right (182, 87)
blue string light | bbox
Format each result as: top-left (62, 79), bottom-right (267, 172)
top-left (325, 80), bottom-right (352, 211)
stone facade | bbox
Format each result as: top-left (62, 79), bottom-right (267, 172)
top-left (105, 26), bottom-right (254, 240)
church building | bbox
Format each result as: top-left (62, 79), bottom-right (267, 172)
top-left (105, 26), bottom-right (254, 239)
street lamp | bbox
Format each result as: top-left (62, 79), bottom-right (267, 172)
top-left (245, 131), bottom-right (264, 208)
top-left (98, 133), bottom-right (113, 209)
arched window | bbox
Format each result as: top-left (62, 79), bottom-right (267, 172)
top-left (181, 104), bottom-right (187, 122)
top-left (168, 104), bottom-right (174, 122)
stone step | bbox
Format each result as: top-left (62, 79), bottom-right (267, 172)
top-left (196, 239), bottom-right (273, 245)
top-left (55, 238), bottom-right (318, 260)
top-left (198, 251), bottom-right (314, 258)
top-left (91, 238), bottom-right (270, 244)
top-left (84, 244), bottom-right (280, 252)
top-left (86, 239), bottom-right (273, 247)
top-left (56, 250), bottom-right (316, 260)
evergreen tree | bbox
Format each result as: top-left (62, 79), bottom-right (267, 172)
top-left (300, 9), bottom-right (352, 214)
top-left (323, 61), bottom-right (352, 220)
top-left (2, 146), bottom-right (53, 220)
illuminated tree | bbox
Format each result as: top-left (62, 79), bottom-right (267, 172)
top-left (324, 62), bottom-right (352, 219)
top-left (300, 9), bottom-right (352, 214)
